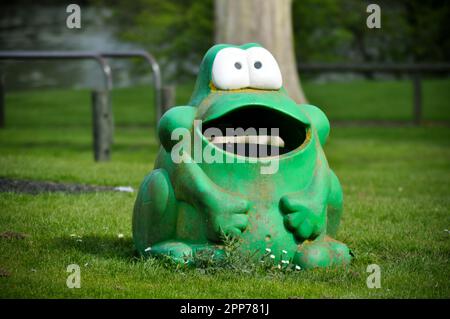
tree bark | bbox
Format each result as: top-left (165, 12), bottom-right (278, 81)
top-left (214, 0), bottom-right (307, 104)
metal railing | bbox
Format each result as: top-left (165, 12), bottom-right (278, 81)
top-left (99, 51), bottom-right (162, 122)
top-left (0, 50), bottom-right (163, 161)
top-left (298, 63), bottom-right (450, 125)
top-left (0, 51), bottom-right (113, 90)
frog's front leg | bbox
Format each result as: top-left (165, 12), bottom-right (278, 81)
top-left (172, 163), bottom-right (250, 242)
top-left (279, 156), bottom-right (329, 242)
top-left (133, 168), bottom-right (229, 263)
top-left (280, 166), bottom-right (351, 269)
top-left (159, 106), bottom-right (250, 243)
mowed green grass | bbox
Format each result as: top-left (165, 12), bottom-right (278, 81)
top-left (0, 79), bottom-right (449, 298)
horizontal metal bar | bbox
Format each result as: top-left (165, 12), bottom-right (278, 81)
top-left (0, 50), bottom-right (164, 127)
top-left (298, 63), bottom-right (450, 73)
top-left (0, 51), bottom-right (102, 59)
top-left (0, 49), bottom-right (164, 148)
top-left (0, 51), bottom-right (112, 91)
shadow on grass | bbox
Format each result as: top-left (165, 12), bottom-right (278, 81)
top-left (52, 235), bottom-right (138, 261)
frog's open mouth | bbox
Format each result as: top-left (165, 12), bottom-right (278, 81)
top-left (201, 105), bottom-right (308, 158)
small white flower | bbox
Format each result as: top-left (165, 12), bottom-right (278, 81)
top-left (144, 247), bottom-right (152, 252)
top-left (281, 260), bottom-right (289, 264)
top-left (295, 265), bottom-right (301, 271)
top-left (270, 254), bottom-right (275, 259)
top-left (277, 264), bottom-right (281, 269)
top-left (118, 233), bottom-right (124, 239)
top-left (265, 248), bottom-right (271, 253)
top-left (282, 250), bottom-right (288, 254)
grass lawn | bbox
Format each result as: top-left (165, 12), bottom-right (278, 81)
top-left (0, 79), bottom-right (449, 298)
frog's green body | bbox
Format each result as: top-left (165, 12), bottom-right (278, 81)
top-left (133, 43), bottom-right (352, 269)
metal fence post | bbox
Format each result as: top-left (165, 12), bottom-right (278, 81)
top-left (91, 90), bottom-right (113, 161)
top-left (161, 85), bottom-right (176, 118)
top-left (413, 74), bottom-right (422, 126)
top-left (0, 75), bottom-right (4, 128)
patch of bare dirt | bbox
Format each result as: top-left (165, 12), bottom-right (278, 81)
top-left (0, 178), bottom-right (116, 194)
top-left (0, 267), bottom-right (11, 277)
top-left (0, 231), bottom-right (29, 240)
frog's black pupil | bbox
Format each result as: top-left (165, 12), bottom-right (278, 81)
top-left (234, 62), bottom-right (242, 70)
top-left (254, 61), bottom-right (262, 69)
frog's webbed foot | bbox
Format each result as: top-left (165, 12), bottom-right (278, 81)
top-left (280, 195), bottom-right (326, 241)
top-left (292, 236), bottom-right (352, 269)
top-left (202, 190), bottom-right (251, 242)
top-left (147, 240), bottom-right (225, 265)
top-left (148, 241), bottom-right (193, 263)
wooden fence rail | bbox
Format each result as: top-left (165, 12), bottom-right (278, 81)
top-left (298, 63), bottom-right (450, 125)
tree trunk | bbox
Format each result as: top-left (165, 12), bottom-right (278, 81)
top-left (214, 0), bottom-right (307, 104)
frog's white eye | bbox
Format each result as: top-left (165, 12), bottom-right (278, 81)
top-left (246, 47), bottom-right (282, 90)
top-left (212, 48), bottom-right (250, 90)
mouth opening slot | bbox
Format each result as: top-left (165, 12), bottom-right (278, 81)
top-left (202, 105), bottom-right (308, 158)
